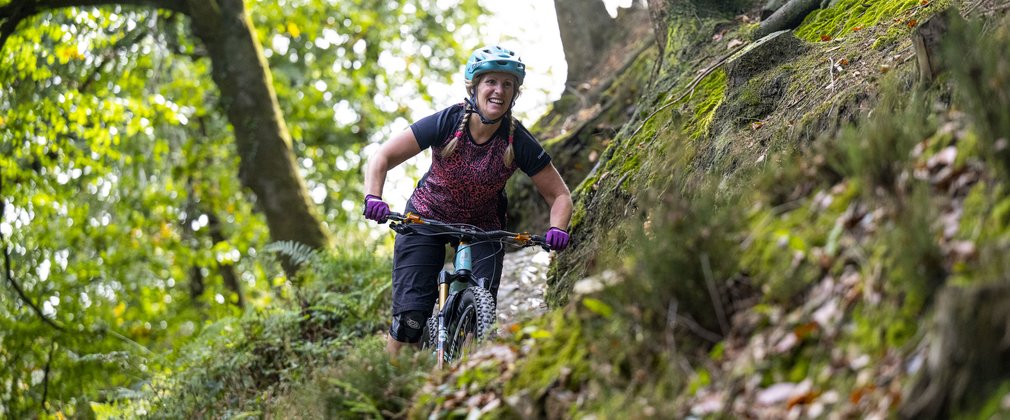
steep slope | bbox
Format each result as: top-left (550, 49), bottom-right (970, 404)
top-left (410, 0), bottom-right (1010, 418)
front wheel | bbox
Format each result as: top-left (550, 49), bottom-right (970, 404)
top-left (442, 286), bottom-right (496, 363)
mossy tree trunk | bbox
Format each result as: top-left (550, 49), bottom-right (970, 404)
top-left (186, 0), bottom-right (331, 259)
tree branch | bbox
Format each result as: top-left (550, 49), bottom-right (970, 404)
top-left (42, 342), bottom-right (57, 411)
top-left (78, 25), bottom-right (152, 92)
top-left (0, 0), bottom-right (187, 52)
top-left (0, 172), bottom-right (65, 331)
top-left (1, 0), bottom-right (187, 18)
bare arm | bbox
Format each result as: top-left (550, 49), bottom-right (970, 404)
top-left (364, 129), bottom-right (423, 198)
top-left (530, 163), bottom-right (573, 230)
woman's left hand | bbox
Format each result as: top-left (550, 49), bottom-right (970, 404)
top-left (544, 227), bottom-right (570, 251)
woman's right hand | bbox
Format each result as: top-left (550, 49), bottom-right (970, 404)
top-left (363, 194), bottom-right (390, 222)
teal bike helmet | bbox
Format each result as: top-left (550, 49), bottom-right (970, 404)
top-left (465, 45), bottom-right (526, 85)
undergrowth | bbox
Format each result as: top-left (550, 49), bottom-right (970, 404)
top-left (499, 9), bottom-right (1010, 419)
top-left (96, 244), bottom-right (421, 418)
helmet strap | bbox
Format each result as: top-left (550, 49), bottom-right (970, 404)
top-left (464, 95), bottom-right (506, 125)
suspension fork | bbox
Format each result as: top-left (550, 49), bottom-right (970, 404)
top-left (436, 270), bottom-right (449, 368)
top-left (436, 239), bottom-right (473, 368)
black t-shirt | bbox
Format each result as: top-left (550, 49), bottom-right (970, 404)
top-left (407, 103), bottom-right (551, 228)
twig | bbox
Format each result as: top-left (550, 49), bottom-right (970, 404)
top-left (827, 57), bottom-right (836, 92)
top-left (42, 342), bottom-right (56, 411)
top-left (677, 311), bottom-right (724, 343)
top-left (701, 252), bottom-right (730, 336)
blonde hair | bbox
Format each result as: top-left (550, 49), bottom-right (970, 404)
top-left (441, 75), bottom-right (520, 167)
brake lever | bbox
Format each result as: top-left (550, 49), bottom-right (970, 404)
top-left (390, 223), bottom-right (415, 235)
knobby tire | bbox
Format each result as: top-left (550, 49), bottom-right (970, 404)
top-left (426, 286), bottom-right (495, 363)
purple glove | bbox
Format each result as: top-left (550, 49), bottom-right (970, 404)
top-left (363, 194), bottom-right (390, 222)
top-left (545, 227), bottom-right (570, 251)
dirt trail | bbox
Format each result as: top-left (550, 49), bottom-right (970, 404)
top-left (495, 247), bottom-right (552, 328)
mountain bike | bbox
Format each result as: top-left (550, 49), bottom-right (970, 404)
top-left (384, 211), bottom-right (549, 368)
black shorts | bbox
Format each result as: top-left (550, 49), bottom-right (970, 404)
top-left (390, 217), bottom-right (506, 317)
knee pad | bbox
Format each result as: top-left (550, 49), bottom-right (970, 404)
top-left (390, 310), bottom-right (428, 343)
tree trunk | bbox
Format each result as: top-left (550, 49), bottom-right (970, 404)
top-left (647, 0), bottom-right (669, 58)
top-left (900, 282), bottom-right (1010, 418)
top-left (553, 0), bottom-right (616, 87)
top-left (185, 0), bottom-right (331, 268)
top-left (206, 211), bottom-right (245, 309)
top-left (913, 8), bottom-right (961, 84)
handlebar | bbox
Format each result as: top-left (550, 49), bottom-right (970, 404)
top-left (384, 212), bottom-right (551, 250)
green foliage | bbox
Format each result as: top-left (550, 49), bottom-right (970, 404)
top-left (851, 187), bottom-right (944, 352)
top-left (682, 69), bottom-right (727, 140)
top-left (794, 0), bottom-right (943, 45)
top-left (0, 1), bottom-right (480, 415)
top-left (115, 245), bottom-right (392, 417)
top-left (824, 77), bottom-right (935, 195)
top-left (950, 183), bottom-right (1010, 284)
top-left (626, 181), bottom-right (743, 339)
top-left (269, 335), bottom-right (433, 419)
top-left (946, 13), bottom-right (1010, 175)
top-left (743, 180), bottom-right (858, 303)
top-left (264, 240), bottom-right (321, 269)
top-left (506, 311), bottom-right (591, 398)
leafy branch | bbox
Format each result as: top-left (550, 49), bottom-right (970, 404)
top-left (0, 0), bottom-right (187, 52)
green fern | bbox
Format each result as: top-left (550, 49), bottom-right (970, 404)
top-left (264, 240), bottom-right (319, 267)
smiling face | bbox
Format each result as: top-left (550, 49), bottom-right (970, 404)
top-left (472, 72), bottom-right (518, 121)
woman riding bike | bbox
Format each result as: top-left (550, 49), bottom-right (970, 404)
top-left (362, 45), bottom-right (574, 357)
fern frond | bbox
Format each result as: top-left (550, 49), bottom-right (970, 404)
top-left (264, 240), bottom-right (319, 267)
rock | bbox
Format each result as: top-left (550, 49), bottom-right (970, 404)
top-left (724, 30), bottom-right (808, 90)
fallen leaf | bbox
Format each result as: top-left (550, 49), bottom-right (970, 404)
top-left (907, 19), bottom-right (918, 28)
top-left (852, 26), bottom-right (863, 31)
top-left (820, 34), bottom-right (832, 42)
top-left (787, 391), bottom-right (821, 409)
top-left (794, 321), bottom-right (819, 339)
top-left (839, 58), bottom-right (849, 66)
top-left (850, 385), bottom-right (877, 404)
top-left (757, 380), bottom-right (812, 405)
top-left (774, 332), bottom-right (799, 353)
top-left (880, 64), bottom-right (892, 74)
